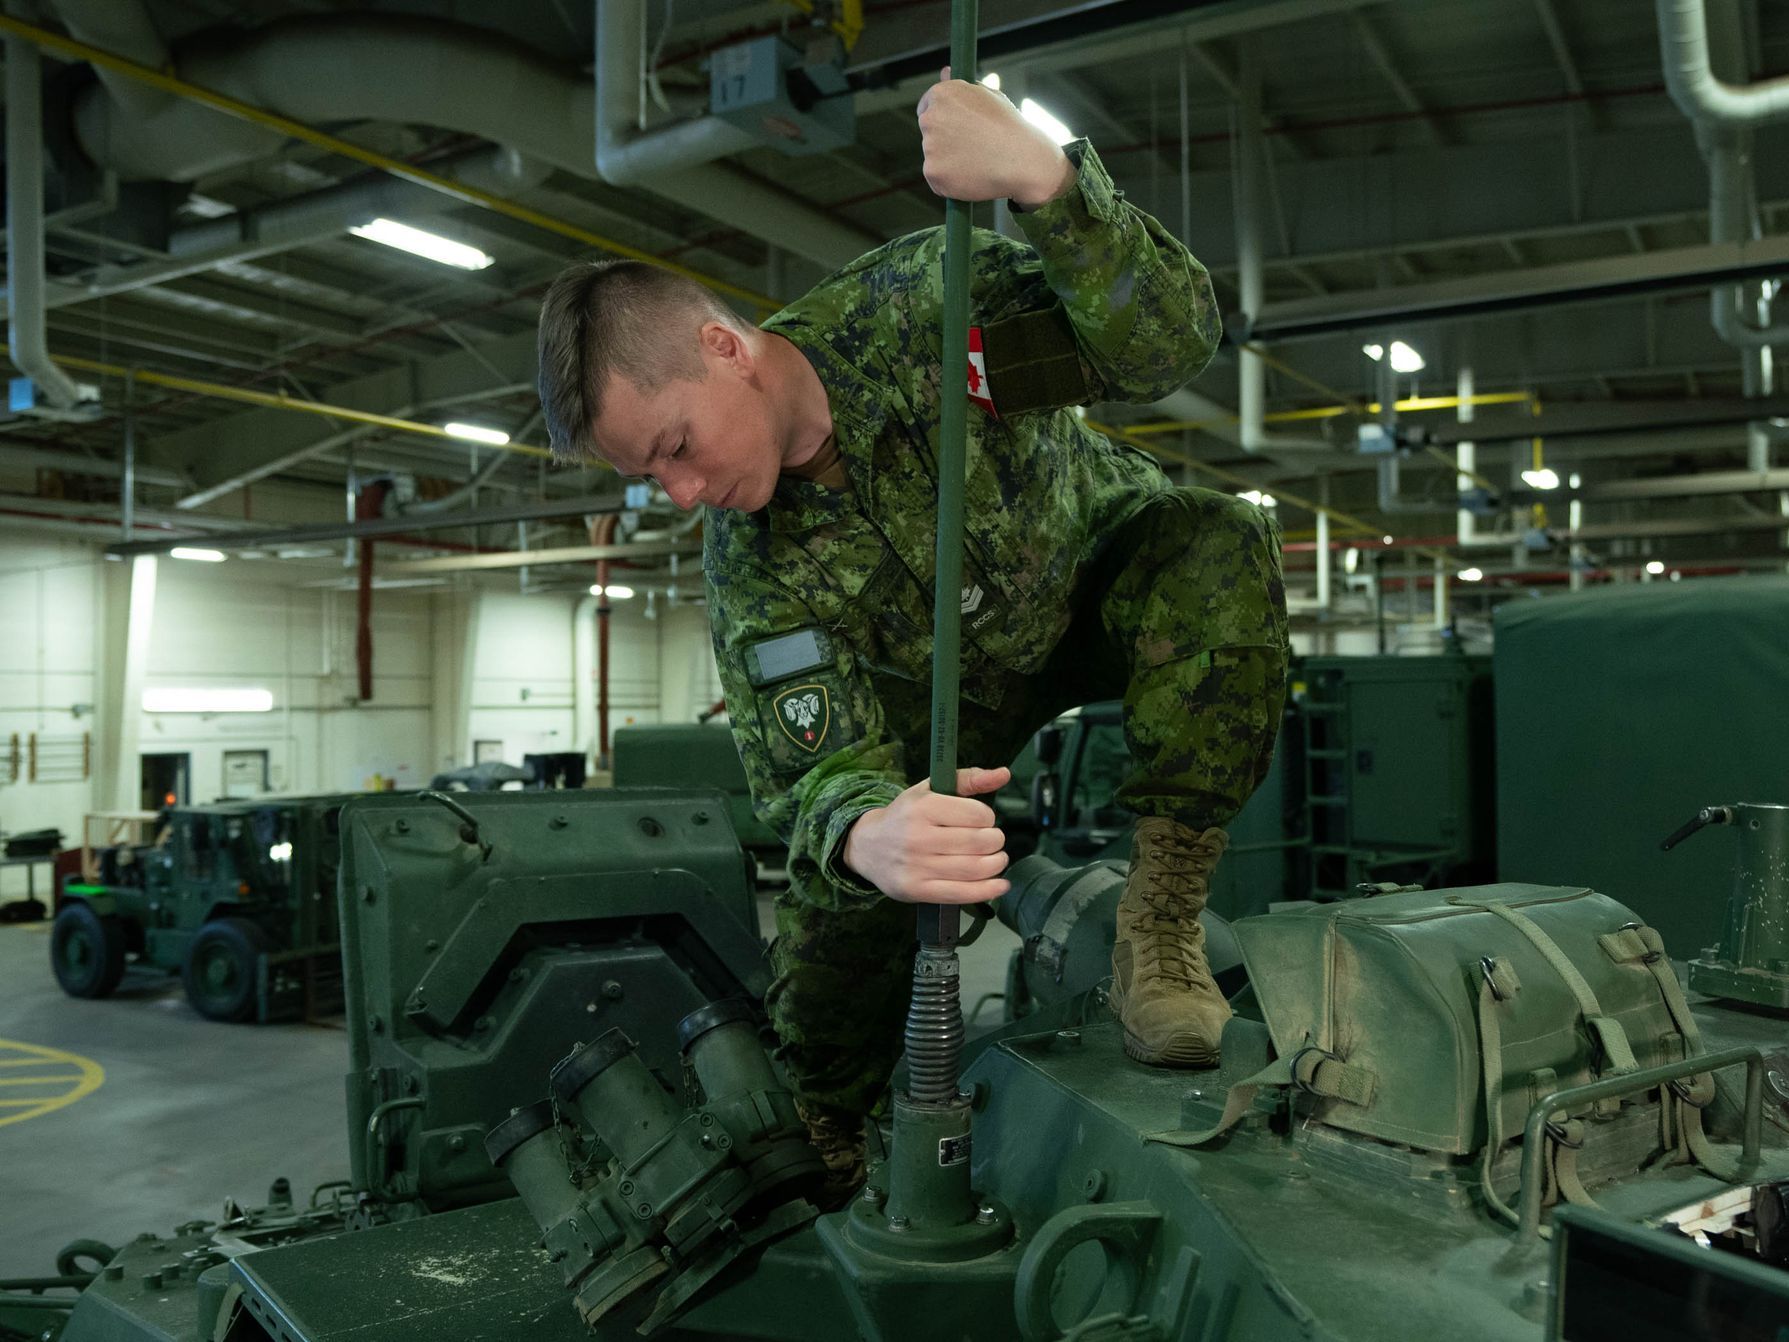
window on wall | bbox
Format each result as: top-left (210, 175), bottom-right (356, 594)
top-left (222, 750), bottom-right (270, 800)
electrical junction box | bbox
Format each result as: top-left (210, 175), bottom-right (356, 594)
top-left (710, 35), bottom-right (854, 155)
top-left (9, 374), bottom-right (101, 421)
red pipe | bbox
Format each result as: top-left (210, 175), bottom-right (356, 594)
top-left (590, 513), bottom-right (619, 769)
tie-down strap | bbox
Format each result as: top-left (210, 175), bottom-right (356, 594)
top-left (1142, 1045), bottom-right (1376, 1149)
top-left (1448, 897), bottom-right (1640, 1074)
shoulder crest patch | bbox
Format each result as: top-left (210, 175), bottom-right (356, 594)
top-left (771, 683), bottom-right (831, 754)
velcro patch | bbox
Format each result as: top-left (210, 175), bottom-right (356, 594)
top-left (745, 627), bottom-right (833, 688)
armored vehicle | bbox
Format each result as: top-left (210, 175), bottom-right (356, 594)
top-left (48, 794), bottom-right (354, 1022)
top-left (10, 787), bottom-right (1789, 1342)
top-left (612, 722), bottom-right (787, 875)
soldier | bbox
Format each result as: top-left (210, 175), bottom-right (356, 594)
top-left (537, 72), bottom-right (1289, 1199)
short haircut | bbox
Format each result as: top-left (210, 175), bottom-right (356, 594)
top-left (536, 259), bottom-right (743, 465)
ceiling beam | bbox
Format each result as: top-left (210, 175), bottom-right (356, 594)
top-left (387, 538), bottom-right (703, 573)
top-left (1348, 12), bottom-right (1448, 146)
top-left (1248, 236), bottom-right (1789, 341)
top-left (105, 494), bottom-right (626, 557)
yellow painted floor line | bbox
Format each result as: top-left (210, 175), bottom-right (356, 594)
top-left (0, 1038), bottom-right (104, 1127)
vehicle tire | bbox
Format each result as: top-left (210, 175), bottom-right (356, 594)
top-left (182, 917), bottom-right (269, 1023)
top-left (49, 902), bottom-right (127, 999)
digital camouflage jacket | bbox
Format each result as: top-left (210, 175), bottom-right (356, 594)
top-left (703, 140), bottom-right (1224, 911)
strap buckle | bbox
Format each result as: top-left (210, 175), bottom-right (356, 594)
top-left (1667, 1075), bottom-right (1714, 1109)
top-left (1480, 956), bottom-right (1510, 1002)
top-left (1618, 921), bottom-right (1664, 965)
top-left (1544, 1119), bottom-right (1584, 1150)
top-left (1288, 1045), bottom-right (1333, 1097)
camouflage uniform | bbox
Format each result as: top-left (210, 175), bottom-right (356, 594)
top-left (704, 142), bottom-right (1289, 1127)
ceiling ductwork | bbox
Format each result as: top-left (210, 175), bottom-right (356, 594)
top-left (51, 5), bottom-right (875, 268)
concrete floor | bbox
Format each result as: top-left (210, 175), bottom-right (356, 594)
top-left (0, 899), bottom-right (1020, 1282)
top-left (0, 921), bottom-right (348, 1280)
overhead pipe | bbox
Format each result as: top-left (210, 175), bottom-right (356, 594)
top-left (52, 12), bottom-right (873, 271)
top-left (5, 35), bottom-right (95, 412)
top-left (593, 2), bottom-right (758, 185)
top-left (45, 0), bottom-right (173, 122)
top-left (593, 2), bottom-right (874, 268)
top-left (1660, 0), bottom-right (1789, 555)
top-left (1656, 0), bottom-right (1789, 127)
top-left (1233, 38), bottom-right (1331, 457)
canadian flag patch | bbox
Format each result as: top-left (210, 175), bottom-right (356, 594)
top-left (966, 326), bottom-right (997, 419)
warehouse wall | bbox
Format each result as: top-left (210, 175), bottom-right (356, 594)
top-left (0, 536), bottom-right (102, 889)
top-left (139, 560), bottom-right (438, 800)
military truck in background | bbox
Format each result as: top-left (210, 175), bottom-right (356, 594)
top-left (49, 795), bottom-right (353, 1022)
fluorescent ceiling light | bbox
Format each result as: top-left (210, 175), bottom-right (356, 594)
top-left (1646, 560), bottom-right (1666, 575)
top-left (143, 687), bottom-right (274, 713)
top-left (1363, 340), bottom-right (1426, 373)
top-left (348, 218), bottom-right (494, 271)
top-left (1019, 97), bottom-right (1074, 146)
top-left (1237, 489), bottom-right (1276, 508)
top-left (1521, 468), bottom-right (1560, 490)
top-left (444, 421), bottom-right (510, 445)
top-left (980, 72), bottom-right (1001, 91)
top-left (588, 584), bottom-right (635, 600)
top-left (1458, 567), bottom-right (1484, 582)
top-left (169, 547), bottom-right (226, 563)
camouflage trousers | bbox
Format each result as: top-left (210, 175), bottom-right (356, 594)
top-left (766, 487), bottom-right (1290, 1127)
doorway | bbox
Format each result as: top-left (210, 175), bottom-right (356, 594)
top-left (140, 753), bottom-right (190, 810)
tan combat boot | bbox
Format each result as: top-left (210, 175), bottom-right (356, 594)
top-left (795, 1100), bottom-right (867, 1209)
top-left (1109, 818), bottom-right (1231, 1068)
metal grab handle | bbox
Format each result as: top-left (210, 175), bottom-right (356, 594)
top-left (419, 791), bottom-right (493, 861)
top-left (1515, 1044), bottom-right (1765, 1240)
top-left (364, 1095), bottom-right (426, 1198)
top-left (1659, 805), bottom-right (1734, 852)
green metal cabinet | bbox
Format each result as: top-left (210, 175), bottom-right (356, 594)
top-left (1296, 655), bottom-right (1495, 900)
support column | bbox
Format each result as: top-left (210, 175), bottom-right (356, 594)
top-left (98, 556), bottom-right (157, 812)
top-left (1315, 478), bottom-right (1332, 615)
top-left (1455, 366), bottom-right (1476, 546)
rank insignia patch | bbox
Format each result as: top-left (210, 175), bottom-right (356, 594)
top-left (771, 683), bottom-right (831, 754)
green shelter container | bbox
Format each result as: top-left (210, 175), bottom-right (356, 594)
top-left (1493, 577), bottom-right (1789, 958)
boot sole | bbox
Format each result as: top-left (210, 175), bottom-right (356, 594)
top-left (1122, 1028), bottom-right (1220, 1069)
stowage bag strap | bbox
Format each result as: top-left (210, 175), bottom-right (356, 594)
top-left (1598, 923), bottom-right (1738, 1181)
top-left (1449, 897), bottom-right (1640, 1074)
top-left (1142, 1047), bottom-right (1376, 1149)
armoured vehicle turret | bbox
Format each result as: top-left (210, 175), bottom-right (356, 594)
top-left (8, 787), bottom-right (1789, 1342)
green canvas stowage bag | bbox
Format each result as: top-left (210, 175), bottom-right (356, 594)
top-left (1232, 883), bottom-right (1685, 1156)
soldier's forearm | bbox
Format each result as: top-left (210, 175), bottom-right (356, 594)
top-left (1014, 141), bottom-right (1222, 401)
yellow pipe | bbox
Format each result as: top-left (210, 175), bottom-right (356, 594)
top-left (1089, 419), bottom-right (1457, 562)
top-left (0, 343), bottom-right (562, 461)
top-left (779, 0), bottom-right (866, 51)
top-left (1124, 391), bottom-right (1534, 438)
top-left (0, 15), bottom-right (779, 314)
